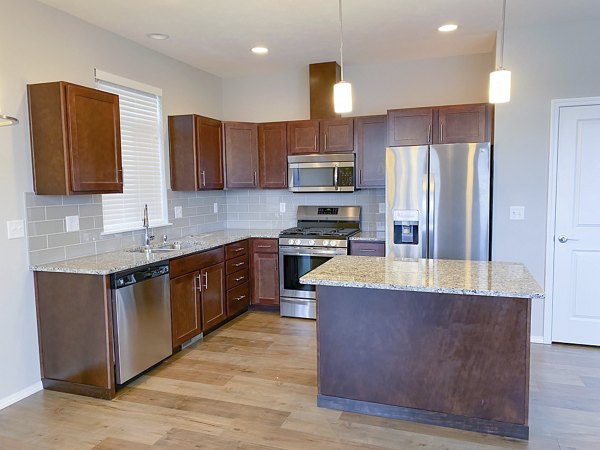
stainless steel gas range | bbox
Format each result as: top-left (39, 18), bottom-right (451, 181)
top-left (279, 206), bottom-right (361, 319)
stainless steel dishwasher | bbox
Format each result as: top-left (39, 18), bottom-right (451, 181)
top-left (111, 263), bottom-right (172, 384)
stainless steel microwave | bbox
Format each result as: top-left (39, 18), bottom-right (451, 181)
top-left (287, 153), bottom-right (355, 192)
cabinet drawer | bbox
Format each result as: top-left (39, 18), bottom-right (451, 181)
top-left (227, 282), bottom-right (250, 317)
top-left (225, 240), bottom-right (248, 259)
top-left (350, 241), bottom-right (385, 257)
top-left (226, 269), bottom-right (249, 290)
top-left (170, 246), bottom-right (224, 278)
top-left (252, 238), bottom-right (278, 253)
top-left (226, 254), bottom-right (248, 274)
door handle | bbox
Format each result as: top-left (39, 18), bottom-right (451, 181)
top-left (324, 133), bottom-right (328, 150)
top-left (235, 295), bottom-right (246, 301)
top-left (233, 262), bottom-right (245, 267)
top-left (557, 235), bottom-right (578, 243)
top-left (257, 245), bottom-right (272, 249)
top-left (202, 272), bottom-right (208, 289)
top-left (234, 276), bottom-right (245, 282)
top-left (196, 274), bottom-right (202, 291)
top-left (234, 247), bottom-right (244, 252)
top-left (201, 170), bottom-right (206, 187)
top-left (439, 123), bottom-right (443, 142)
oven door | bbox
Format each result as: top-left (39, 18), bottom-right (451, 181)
top-left (279, 246), bottom-right (347, 299)
top-left (288, 161), bottom-right (355, 192)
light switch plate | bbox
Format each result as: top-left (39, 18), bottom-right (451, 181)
top-left (174, 206), bottom-right (183, 218)
top-left (65, 215), bottom-right (80, 232)
top-left (213, 203), bottom-right (218, 214)
top-left (510, 206), bottom-right (525, 220)
top-left (7, 220), bottom-right (25, 239)
top-left (280, 202), bottom-right (286, 213)
top-left (378, 203), bottom-right (386, 214)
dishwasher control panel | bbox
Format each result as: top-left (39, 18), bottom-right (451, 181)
top-left (112, 264), bottom-right (169, 289)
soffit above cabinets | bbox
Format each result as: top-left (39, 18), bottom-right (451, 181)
top-left (37, 0), bottom-right (600, 78)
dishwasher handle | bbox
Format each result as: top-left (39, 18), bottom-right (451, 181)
top-left (112, 264), bottom-right (170, 289)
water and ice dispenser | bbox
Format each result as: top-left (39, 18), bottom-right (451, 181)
top-left (393, 210), bottom-right (419, 245)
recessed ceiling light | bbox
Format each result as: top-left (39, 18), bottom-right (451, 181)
top-left (438, 24), bottom-right (458, 32)
top-left (251, 46), bottom-right (269, 55)
top-left (146, 33), bottom-right (170, 40)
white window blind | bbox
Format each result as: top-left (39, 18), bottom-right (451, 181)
top-left (95, 71), bottom-right (169, 234)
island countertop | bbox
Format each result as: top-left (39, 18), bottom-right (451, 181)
top-left (300, 256), bottom-right (544, 299)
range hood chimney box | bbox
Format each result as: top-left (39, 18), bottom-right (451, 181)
top-left (309, 62), bottom-right (341, 120)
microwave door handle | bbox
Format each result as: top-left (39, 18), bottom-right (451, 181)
top-left (334, 165), bottom-right (339, 190)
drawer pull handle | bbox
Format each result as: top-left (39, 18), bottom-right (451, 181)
top-left (257, 245), bottom-right (271, 248)
top-left (360, 249), bottom-right (376, 252)
top-left (235, 276), bottom-right (245, 281)
top-left (235, 295), bottom-right (246, 301)
top-left (234, 247), bottom-right (244, 252)
top-left (234, 262), bottom-right (244, 267)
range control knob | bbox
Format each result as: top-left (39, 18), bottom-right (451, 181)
top-left (294, 239), bottom-right (301, 245)
top-left (288, 239), bottom-right (294, 245)
top-left (330, 241), bottom-right (337, 247)
top-left (308, 240), bottom-right (315, 246)
top-left (323, 240), bottom-right (329, 246)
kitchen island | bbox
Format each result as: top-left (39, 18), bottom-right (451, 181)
top-left (300, 256), bottom-right (544, 440)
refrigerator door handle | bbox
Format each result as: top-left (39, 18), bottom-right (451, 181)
top-left (429, 174), bottom-right (435, 258)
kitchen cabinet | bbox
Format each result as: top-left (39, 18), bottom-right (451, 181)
top-left (168, 114), bottom-right (224, 191)
top-left (288, 119), bottom-right (354, 154)
top-left (200, 262), bottom-right (227, 330)
top-left (28, 81), bottom-right (123, 195)
top-left (225, 240), bottom-right (250, 317)
top-left (224, 122), bottom-right (259, 189)
top-left (251, 238), bottom-right (280, 306)
top-left (170, 272), bottom-right (201, 347)
top-left (349, 240), bottom-right (386, 257)
top-left (258, 122), bottom-right (288, 188)
top-left (388, 104), bottom-right (493, 147)
top-left (355, 115), bottom-right (387, 188)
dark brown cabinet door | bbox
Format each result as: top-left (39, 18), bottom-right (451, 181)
top-left (170, 272), bottom-right (202, 348)
top-left (252, 252), bottom-right (280, 306)
top-left (28, 82), bottom-right (122, 195)
top-left (387, 107), bottom-right (433, 147)
top-left (168, 115), bottom-right (198, 191)
top-left (287, 120), bottom-right (319, 154)
top-left (201, 262), bottom-right (227, 330)
top-left (321, 118), bottom-right (354, 153)
top-left (224, 122), bottom-right (258, 189)
top-left (436, 104), bottom-right (491, 144)
top-left (258, 122), bottom-right (287, 188)
top-left (355, 115), bottom-right (387, 188)
top-left (196, 115), bottom-right (224, 190)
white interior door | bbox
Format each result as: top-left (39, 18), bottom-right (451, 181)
top-left (552, 104), bottom-right (600, 345)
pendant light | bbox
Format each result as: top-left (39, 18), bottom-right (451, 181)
top-left (0, 103), bottom-right (18, 127)
top-left (334, 0), bottom-right (352, 113)
top-left (489, 0), bottom-right (511, 103)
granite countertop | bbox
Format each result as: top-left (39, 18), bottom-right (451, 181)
top-left (300, 256), bottom-right (544, 299)
top-left (30, 229), bottom-right (281, 275)
top-left (349, 231), bottom-right (386, 242)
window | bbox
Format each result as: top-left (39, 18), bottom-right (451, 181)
top-left (95, 70), bottom-right (169, 234)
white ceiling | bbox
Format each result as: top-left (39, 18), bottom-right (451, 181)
top-left (37, 0), bottom-right (600, 78)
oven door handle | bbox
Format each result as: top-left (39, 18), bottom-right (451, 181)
top-left (280, 247), bottom-right (346, 256)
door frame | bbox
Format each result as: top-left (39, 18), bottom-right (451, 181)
top-left (544, 96), bottom-right (600, 344)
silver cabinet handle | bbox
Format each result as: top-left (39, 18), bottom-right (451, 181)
top-left (196, 274), bottom-right (202, 291)
top-left (233, 262), bottom-right (244, 267)
top-left (427, 124), bottom-right (432, 143)
top-left (359, 169), bottom-right (362, 185)
top-left (314, 135), bottom-right (317, 150)
top-left (253, 171), bottom-right (257, 186)
top-left (234, 276), bottom-right (245, 282)
top-left (202, 272), bottom-right (208, 289)
top-left (201, 170), bottom-right (206, 187)
top-left (360, 249), bottom-right (376, 252)
top-left (324, 133), bottom-right (328, 150)
top-left (257, 245), bottom-right (271, 249)
top-left (440, 123), bottom-right (443, 142)
top-left (234, 247), bottom-right (244, 252)
top-left (235, 295), bottom-right (246, 301)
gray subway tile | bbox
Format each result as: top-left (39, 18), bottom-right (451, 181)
top-left (27, 207), bottom-right (46, 221)
top-left (28, 235), bottom-right (47, 251)
top-left (65, 242), bottom-right (96, 259)
top-left (79, 204), bottom-right (103, 217)
top-left (48, 231), bottom-right (81, 248)
top-left (28, 220), bottom-right (64, 236)
top-left (46, 205), bottom-right (79, 220)
top-left (28, 195), bottom-right (63, 207)
top-left (62, 195), bottom-right (94, 205)
top-left (29, 247), bottom-right (66, 265)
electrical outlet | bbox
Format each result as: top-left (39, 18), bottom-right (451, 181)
top-left (7, 220), bottom-right (25, 239)
top-left (65, 215), bottom-right (80, 232)
top-left (510, 206), bottom-right (525, 220)
top-left (378, 203), bottom-right (386, 214)
top-left (174, 206), bottom-right (183, 218)
top-left (213, 203), bottom-right (218, 214)
top-left (280, 202), bottom-right (286, 213)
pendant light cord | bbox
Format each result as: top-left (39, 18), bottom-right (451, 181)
top-left (339, 0), bottom-right (344, 81)
top-left (498, 0), bottom-right (507, 69)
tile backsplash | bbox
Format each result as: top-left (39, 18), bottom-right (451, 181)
top-left (26, 188), bottom-right (385, 266)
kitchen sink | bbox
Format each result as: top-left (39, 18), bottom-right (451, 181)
top-left (127, 241), bottom-right (195, 254)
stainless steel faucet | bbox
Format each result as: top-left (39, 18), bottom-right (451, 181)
top-left (143, 204), bottom-right (154, 247)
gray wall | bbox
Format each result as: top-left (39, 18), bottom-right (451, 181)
top-left (493, 19), bottom-right (600, 338)
top-left (0, 0), bottom-right (222, 405)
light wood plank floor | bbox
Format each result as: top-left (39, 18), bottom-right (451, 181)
top-left (1, 312), bottom-right (599, 449)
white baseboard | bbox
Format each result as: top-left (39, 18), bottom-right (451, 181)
top-left (530, 335), bottom-right (545, 344)
top-left (0, 381), bottom-right (43, 410)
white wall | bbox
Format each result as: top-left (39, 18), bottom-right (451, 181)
top-left (223, 53), bottom-right (494, 120)
top-left (493, 19), bottom-right (600, 339)
top-left (0, 0), bottom-right (222, 405)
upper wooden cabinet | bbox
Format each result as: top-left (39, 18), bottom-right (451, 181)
top-left (168, 114), bottom-right (224, 191)
top-left (28, 82), bottom-right (123, 195)
top-left (355, 115), bottom-right (387, 188)
top-left (224, 122), bottom-right (258, 189)
top-left (388, 104), bottom-right (493, 146)
top-left (288, 118), bottom-right (354, 154)
top-left (258, 122), bottom-right (287, 189)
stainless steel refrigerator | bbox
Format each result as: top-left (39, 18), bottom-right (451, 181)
top-left (385, 143), bottom-right (491, 260)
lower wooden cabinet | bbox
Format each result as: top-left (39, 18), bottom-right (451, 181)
top-left (200, 262), bottom-right (227, 330)
top-left (170, 271), bottom-right (202, 347)
top-left (349, 241), bottom-right (386, 257)
top-left (251, 238), bottom-right (280, 306)
top-left (227, 282), bottom-right (250, 317)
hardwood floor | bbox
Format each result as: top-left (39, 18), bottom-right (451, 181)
top-left (1, 311), bottom-right (599, 449)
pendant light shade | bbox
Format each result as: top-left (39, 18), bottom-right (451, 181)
top-left (489, 69), bottom-right (511, 103)
top-left (0, 113), bottom-right (18, 127)
top-left (333, 0), bottom-right (352, 113)
top-left (489, 0), bottom-right (511, 104)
